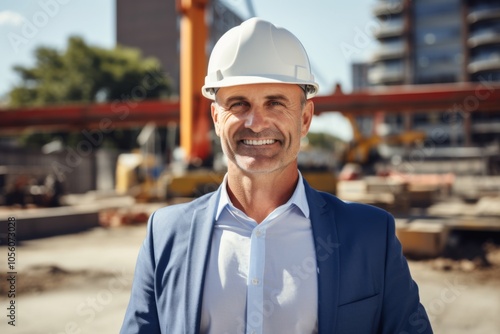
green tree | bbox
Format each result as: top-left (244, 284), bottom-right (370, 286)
top-left (8, 37), bottom-right (173, 150)
top-left (9, 36), bottom-right (171, 107)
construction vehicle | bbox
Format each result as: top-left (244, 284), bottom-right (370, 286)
top-left (342, 113), bottom-right (427, 166)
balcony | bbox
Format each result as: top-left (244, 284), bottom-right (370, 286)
top-left (468, 31), bottom-right (500, 48)
top-left (468, 55), bottom-right (500, 74)
top-left (467, 8), bottom-right (500, 24)
top-left (368, 65), bottom-right (404, 85)
top-left (373, 21), bottom-right (405, 39)
top-left (373, 0), bottom-right (404, 18)
top-left (371, 43), bottom-right (405, 61)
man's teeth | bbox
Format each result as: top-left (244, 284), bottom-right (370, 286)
top-left (243, 139), bottom-right (276, 146)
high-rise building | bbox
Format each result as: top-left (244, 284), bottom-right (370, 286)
top-left (365, 0), bottom-right (500, 146)
top-left (116, 0), bottom-right (243, 94)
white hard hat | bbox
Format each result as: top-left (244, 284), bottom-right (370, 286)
top-left (202, 17), bottom-right (319, 100)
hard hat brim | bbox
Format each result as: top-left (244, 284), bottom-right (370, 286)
top-left (202, 75), bottom-right (319, 100)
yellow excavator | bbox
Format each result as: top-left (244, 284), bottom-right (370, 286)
top-left (342, 113), bottom-right (426, 165)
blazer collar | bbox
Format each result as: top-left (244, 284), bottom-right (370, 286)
top-left (304, 180), bottom-right (341, 334)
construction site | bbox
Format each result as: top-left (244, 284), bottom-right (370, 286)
top-left (1, 0), bottom-right (500, 333)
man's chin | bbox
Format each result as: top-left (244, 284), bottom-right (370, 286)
top-left (233, 157), bottom-right (277, 174)
top-left (232, 155), bottom-right (294, 175)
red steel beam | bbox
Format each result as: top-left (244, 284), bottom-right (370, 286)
top-left (0, 99), bottom-right (180, 133)
top-left (313, 82), bottom-right (500, 115)
top-left (1, 83), bottom-right (499, 134)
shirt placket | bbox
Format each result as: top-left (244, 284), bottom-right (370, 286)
top-left (246, 225), bottom-right (266, 334)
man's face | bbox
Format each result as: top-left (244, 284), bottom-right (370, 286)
top-left (211, 83), bottom-right (314, 175)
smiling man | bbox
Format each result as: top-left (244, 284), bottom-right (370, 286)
top-left (120, 18), bottom-right (433, 334)
top-left (211, 83), bottom-right (312, 222)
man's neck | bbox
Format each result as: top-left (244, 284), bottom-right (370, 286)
top-left (226, 165), bottom-right (299, 224)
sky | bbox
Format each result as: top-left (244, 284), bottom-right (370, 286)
top-left (0, 0), bottom-right (378, 140)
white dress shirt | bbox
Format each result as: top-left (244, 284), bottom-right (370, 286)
top-left (200, 173), bottom-right (318, 334)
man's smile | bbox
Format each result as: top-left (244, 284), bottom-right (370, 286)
top-left (241, 139), bottom-right (278, 146)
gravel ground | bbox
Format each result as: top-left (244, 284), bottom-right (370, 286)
top-left (1, 224), bottom-right (499, 334)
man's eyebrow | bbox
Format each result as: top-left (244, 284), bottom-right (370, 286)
top-left (221, 95), bottom-right (247, 105)
top-left (264, 94), bottom-right (291, 103)
top-left (219, 94), bottom-right (291, 106)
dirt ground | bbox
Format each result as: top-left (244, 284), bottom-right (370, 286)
top-left (1, 224), bottom-right (500, 334)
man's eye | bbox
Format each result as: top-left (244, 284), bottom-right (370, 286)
top-left (269, 101), bottom-right (284, 107)
top-left (230, 102), bottom-right (249, 111)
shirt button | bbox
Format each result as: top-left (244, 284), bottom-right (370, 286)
top-left (255, 229), bottom-right (262, 237)
top-left (251, 278), bottom-right (259, 285)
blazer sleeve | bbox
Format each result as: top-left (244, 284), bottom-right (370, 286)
top-left (120, 212), bottom-right (161, 334)
top-left (380, 213), bottom-right (433, 333)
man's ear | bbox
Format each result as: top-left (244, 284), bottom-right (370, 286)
top-left (301, 100), bottom-right (314, 138)
top-left (211, 102), bottom-right (220, 136)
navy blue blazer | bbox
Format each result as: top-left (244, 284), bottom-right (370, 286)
top-left (120, 180), bottom-right (433, 333)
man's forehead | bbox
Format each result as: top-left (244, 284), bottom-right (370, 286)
top-left (216, 83), bottom-right (304, 101)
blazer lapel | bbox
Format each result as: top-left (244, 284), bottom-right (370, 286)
top-left (305, 181), bottom-right (341, 334)
top-left (184, 189), bottom-right (220, 334)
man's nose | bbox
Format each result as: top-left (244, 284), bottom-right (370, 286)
top-left (244, 106), bottom-right (269, 132)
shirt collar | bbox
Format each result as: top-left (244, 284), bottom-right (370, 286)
top-left (215, 171), bottom-right (310, 221)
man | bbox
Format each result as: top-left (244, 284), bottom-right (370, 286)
top-left (120, 18), bottom-right (433, 333)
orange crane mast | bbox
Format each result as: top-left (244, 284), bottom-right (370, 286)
top-left (177, 0), bottom-right (212, 164)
